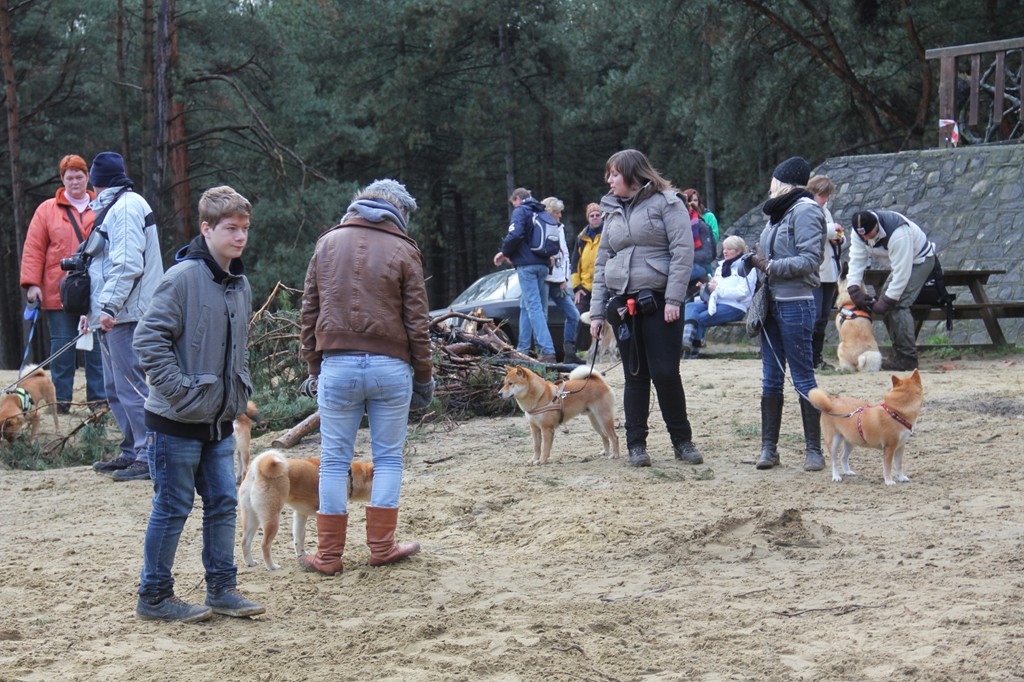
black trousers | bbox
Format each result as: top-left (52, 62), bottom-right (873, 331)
top-left (607, 292), bottom-right (693, 448)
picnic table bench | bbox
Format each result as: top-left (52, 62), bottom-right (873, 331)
top-left (863, 268), bottom-right (1024, 346)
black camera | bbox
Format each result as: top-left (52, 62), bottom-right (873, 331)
top-left (60, 256), bottom-right (85, 271)
top-left (636, 289), bottom-right (658, 315)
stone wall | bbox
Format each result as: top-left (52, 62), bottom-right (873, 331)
top-left (725, 144), bottom-right (1024, 347)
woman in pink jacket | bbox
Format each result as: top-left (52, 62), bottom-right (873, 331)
top-left (19, 154), bottom-right (106, 413)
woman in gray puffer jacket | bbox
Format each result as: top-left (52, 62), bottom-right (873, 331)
top-left (747, 156), bottom-right (827, 473)
top-left (589, 149), bottom-right (704, 468)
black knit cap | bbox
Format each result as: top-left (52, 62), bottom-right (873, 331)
top-left (89, 151), bottom-right (130, 188)
top-left (772, 156), bottom-right (811, 186)
top-left (852, 211), bottom-right (878, 234)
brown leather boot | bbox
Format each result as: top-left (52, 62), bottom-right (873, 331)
top-left (298, 513), bottom-right (347, 575)
top-left (365, 506), bottom-right (420, 566)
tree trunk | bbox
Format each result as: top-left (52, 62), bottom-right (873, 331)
top-left (703, 148), bottom-right (716, 214)
top-left (167, 8), bottom-right (190, 243)
top-left (116, 0), bottom-right (131, 163)
top-left (498, 19), bottom-right (515, 211)
top-left (0, 0), bottom-right (25, 367)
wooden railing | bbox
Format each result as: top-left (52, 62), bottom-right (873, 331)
top-left (925, 38), bottom-right (1024, 147)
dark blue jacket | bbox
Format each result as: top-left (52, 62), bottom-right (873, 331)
top-left (500, 198), bottom-right (549, 267)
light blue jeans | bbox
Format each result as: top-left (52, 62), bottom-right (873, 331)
top-left (521, 282), bottom-right (581, 349)
top-left (514, 264), bottom-right (555, 355)
top-left (139, 431), bottom-right (238, 602)
top-left (683, 300), bottom-right (746, 344)
top-left (317, 354), bottom-right (413, 514)
top-left (100, 323), bottom-right (150, 463)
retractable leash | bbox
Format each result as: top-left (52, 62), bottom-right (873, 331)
top-left (19, 301), bottom-right (41, 373)
top-left (2, 332), bottom-right (85, 394)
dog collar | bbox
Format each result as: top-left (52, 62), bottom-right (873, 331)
top-left (838, 305), bottom-right (872, 322)
top-left (879, 402), bottom-right (914, 432)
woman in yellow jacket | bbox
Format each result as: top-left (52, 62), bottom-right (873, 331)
top-left (570, 202), bottom-right (604, 315)
top-left (19, 154), bottom-right (106, 413)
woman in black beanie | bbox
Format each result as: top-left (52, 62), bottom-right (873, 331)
top-left (746, 156), bottom-right (827, 472)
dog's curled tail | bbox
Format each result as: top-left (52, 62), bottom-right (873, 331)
top-left (569, 365), bottom-right (602, 381)
top-left (255, 450), bottom-right (288, 480)
top-left (858, 351), bottom-right (882, 373)
top-left (808, 388), bottom-right (834, 413)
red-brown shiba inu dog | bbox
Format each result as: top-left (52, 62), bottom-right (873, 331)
top-left (234, 400), bottom-right (261, 486)
top-left (834, 281), bottom-right (882, 372)
top-left (809, 369), bottom-right (924, 485)
top-left (239, 449), bottom-right (373, 570)
top-left (498, 364), bottom-right (619, 465)
top-left (0, 365), bottom-right (59, 442)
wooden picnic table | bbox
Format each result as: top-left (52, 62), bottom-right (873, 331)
top-left (862, 268), bottom-right (1024, 346)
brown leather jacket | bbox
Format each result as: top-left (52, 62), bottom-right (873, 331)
top-left (300, 216), bottom-right (432, 382)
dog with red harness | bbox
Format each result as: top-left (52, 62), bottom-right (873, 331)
top-left (834, 280), bottom-right (882, 372)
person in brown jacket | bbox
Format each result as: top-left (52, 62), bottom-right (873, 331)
top-left (298, 179), bottom-right (433, 576)
top-left (19, 154), bottom-right (106, 413)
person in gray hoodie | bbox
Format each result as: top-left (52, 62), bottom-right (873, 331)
top-left (132, 185), bottom-right (264, 623)
top-left (84, 152), bottom-right (163, 482)
top-left (747, 156), bottom-right (827, 473)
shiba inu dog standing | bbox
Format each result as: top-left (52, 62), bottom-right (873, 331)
top-left (239, 449), bottom-right (373, 570)
top-left (809, 369), bottom-right (924, 485)
top-left (499, 364), bottom-right (619, 465)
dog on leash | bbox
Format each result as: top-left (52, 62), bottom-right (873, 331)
top-left (580, 311), bottom-right (618, 363)
top-left (1, 365), bottom-right (60, 442)
top-left (809, 369), bottom-right (924, 485)
top-left (239, 449), bottom-right (373, 570)
top-left (234, 401), bottom-right (261, 486)
top-left (499, 364), bottom-right (619, 465)
top-left (834, 281), bottom-right (882, 372)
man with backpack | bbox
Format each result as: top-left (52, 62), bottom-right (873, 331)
top-left (492, 187), bottom-right (557, 362)
top-left (845, 209), bottom-right (937, 371)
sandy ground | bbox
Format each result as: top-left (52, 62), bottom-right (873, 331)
top-left (1, 352), bottom-right (1023, 681)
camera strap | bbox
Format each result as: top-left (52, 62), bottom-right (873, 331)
top-left (64, 207), bottom-right (85, 244)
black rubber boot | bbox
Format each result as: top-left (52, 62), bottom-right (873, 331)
top-left (799, 397), bottom-right (825, 471)
top-left (756, 396), bottom-right (783, 469)
top-left (563, 342), bottom-right (585, 365)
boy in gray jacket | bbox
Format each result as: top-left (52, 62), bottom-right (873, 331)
top-left (132, 186), bottom-right (264, 623)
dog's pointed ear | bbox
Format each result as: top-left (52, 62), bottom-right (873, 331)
top-left (891, 374), bottom-right (901, 387)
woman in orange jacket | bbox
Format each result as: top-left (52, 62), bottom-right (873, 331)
top-left (19, 154), bottom-right (106, 413)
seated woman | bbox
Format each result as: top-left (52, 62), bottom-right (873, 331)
top-left (682, 235), bottom-right (757, 358)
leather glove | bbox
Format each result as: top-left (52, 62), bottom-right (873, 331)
top-left (745, 252), bottom-right (768, 273)
top-left (872, 295), bottom-right (898, 316)
top-left (410, 378), bottom-right (435, 410)
top-left (847, 285), bottom-right (873, 310)
top-left (299, 375), bottom-right (318, 399)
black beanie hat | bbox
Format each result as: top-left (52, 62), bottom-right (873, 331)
top-left (89, 151), bottom-right (130, 188)
top-left (772, 156), bottom-right (811, 186)
top-left (852, 211), bottom-right (878, 234)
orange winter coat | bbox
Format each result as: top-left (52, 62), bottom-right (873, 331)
top-left (20, 188), bottom-right (96, 310)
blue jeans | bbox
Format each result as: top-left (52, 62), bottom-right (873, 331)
top-left (318, 354), bottom-right (412, 514)
top-left (100, 323), bottom-right (150, 462)
top-left (139, 431), bottom-right (238, 602)
top-left (540, 283), bottom-right (580, 346)
top-left (683, 301), bottom-right (746, 344)
top-left (760, 298), bottom-right (817, 399)
top-left (46, 310), bottom-right (105, 408)
top-left (514, 264), bottom-right (555, 355)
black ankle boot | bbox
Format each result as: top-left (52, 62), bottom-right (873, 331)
top-left (627, 444), bottom-right (651, 467)
top-left (799, 397), bottom-right (825, 471)
top-left (756, 396), bottom-right (783, 469)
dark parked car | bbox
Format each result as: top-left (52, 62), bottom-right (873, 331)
top-left (430, 269), bottom-right (590, 360)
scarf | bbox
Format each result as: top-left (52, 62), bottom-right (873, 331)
top-left (719, 254), bottom-right (742, 278)
top-left (762, 188), bottom-right (813, 225)
top-left (347, 197), bottom-right (408, 233)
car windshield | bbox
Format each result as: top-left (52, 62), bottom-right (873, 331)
top-left (450, 270), bottom-right (520, 305)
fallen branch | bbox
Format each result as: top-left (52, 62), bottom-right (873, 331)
top-left (271, 411), bottom-right (320, 449)
top-left (773, 603), bottom-right (884, 617)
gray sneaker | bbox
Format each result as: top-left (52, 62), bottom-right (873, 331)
top-left (111, 460), bottom-right (150, 481)
top-left (206, 588), bottom-right (265, 618)
top-left (627, 444), bottom-right (651, 467)
top-left (93, 455), bottom-right (134, 473)
top-left (673, 441), bottom-right (704, 464)
top-left (136, 595), bottom-right (212, 623)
